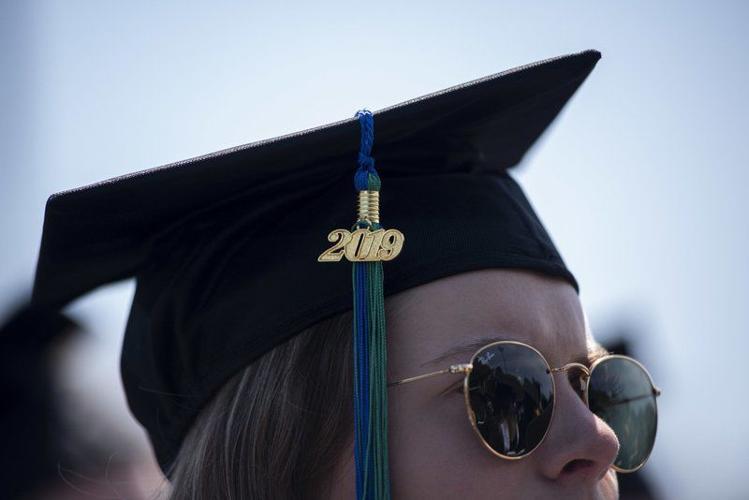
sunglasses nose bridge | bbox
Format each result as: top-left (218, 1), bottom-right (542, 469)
top-left (551, 362), bottom-right (591, 401)
top-left (551, 362), bottom-right (591, 378)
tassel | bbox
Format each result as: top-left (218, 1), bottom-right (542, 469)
top-left (352, 110), bottom-right (391, 500)
top-left (317, 109), bottom-right (404, 499)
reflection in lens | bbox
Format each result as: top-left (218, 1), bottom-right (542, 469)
top-left (588, 357), bottom-right (657, 471)
top-left (467, 343), bottom-right (554, 457)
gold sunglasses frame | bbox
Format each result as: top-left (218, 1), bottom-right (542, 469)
top-left (387, 340), bottom-right (662, 473)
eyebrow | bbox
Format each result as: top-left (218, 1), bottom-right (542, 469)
top-left (422, 335), bottom-right (610, 369)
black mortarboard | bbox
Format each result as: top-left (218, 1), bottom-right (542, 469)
top-left (31, 49), bottom-right (601, 478)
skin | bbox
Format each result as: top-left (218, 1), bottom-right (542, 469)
top-left (326, 269), bottom-right (620, 499)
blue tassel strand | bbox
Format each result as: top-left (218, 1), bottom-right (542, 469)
top-left (352, 109), bottom-right (391, 500)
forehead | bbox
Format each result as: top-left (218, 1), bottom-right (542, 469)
top-left (385, 269), bottom-right (587, 376)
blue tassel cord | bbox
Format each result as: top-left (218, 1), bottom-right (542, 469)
top-left (352, 110), bottom-right (391, 500)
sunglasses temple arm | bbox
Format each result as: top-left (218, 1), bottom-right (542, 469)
top-left (388, 363), bottom-right (472, 388)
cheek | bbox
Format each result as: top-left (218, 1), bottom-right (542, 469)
top-left (387, 388), bottom-right (530, 498)
top-left (599, 469), bottom-right (619, 499)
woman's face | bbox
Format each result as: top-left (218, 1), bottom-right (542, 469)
top-left (328, 269), bottom-right (620, 499)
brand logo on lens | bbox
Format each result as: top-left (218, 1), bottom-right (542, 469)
top-left (477, 349), bottom-right (496, 365)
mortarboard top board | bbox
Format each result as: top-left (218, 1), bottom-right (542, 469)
top-left (31, 49), bottom-right (601, 473)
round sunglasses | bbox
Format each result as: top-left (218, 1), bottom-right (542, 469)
top-left (388, 340), bottom-right (661, 473)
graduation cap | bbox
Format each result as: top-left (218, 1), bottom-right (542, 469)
top-left (31, 49), bottom-right (601, 495)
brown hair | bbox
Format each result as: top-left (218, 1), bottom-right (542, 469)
top-left (166, 310), bottom-right (354, 499)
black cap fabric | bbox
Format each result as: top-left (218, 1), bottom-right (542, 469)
top-left (0, 303), bottom-right (78, 499)
top-left (31, 49), bottom-right (601, 472)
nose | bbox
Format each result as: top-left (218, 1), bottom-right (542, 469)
top-left (534, 372), bottom-right (620, 486)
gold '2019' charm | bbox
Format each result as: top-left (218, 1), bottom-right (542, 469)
top-left (318, 189), bottom-right (405, 263)
top-left (318, 227), bottom-right (405, 262)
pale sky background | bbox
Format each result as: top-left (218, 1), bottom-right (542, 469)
top-left (2, 1), bottom-right (748, 499)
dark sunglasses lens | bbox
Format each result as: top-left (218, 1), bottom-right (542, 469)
top-left (588, 357), bottom-right (657, 471)
top-left (467, 343), bottom-right (554, 457)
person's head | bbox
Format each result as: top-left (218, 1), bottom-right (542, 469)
top-left (168, 268), bottom-right (620, 499)
top-left (30, 50), bottom-right (647, 500)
